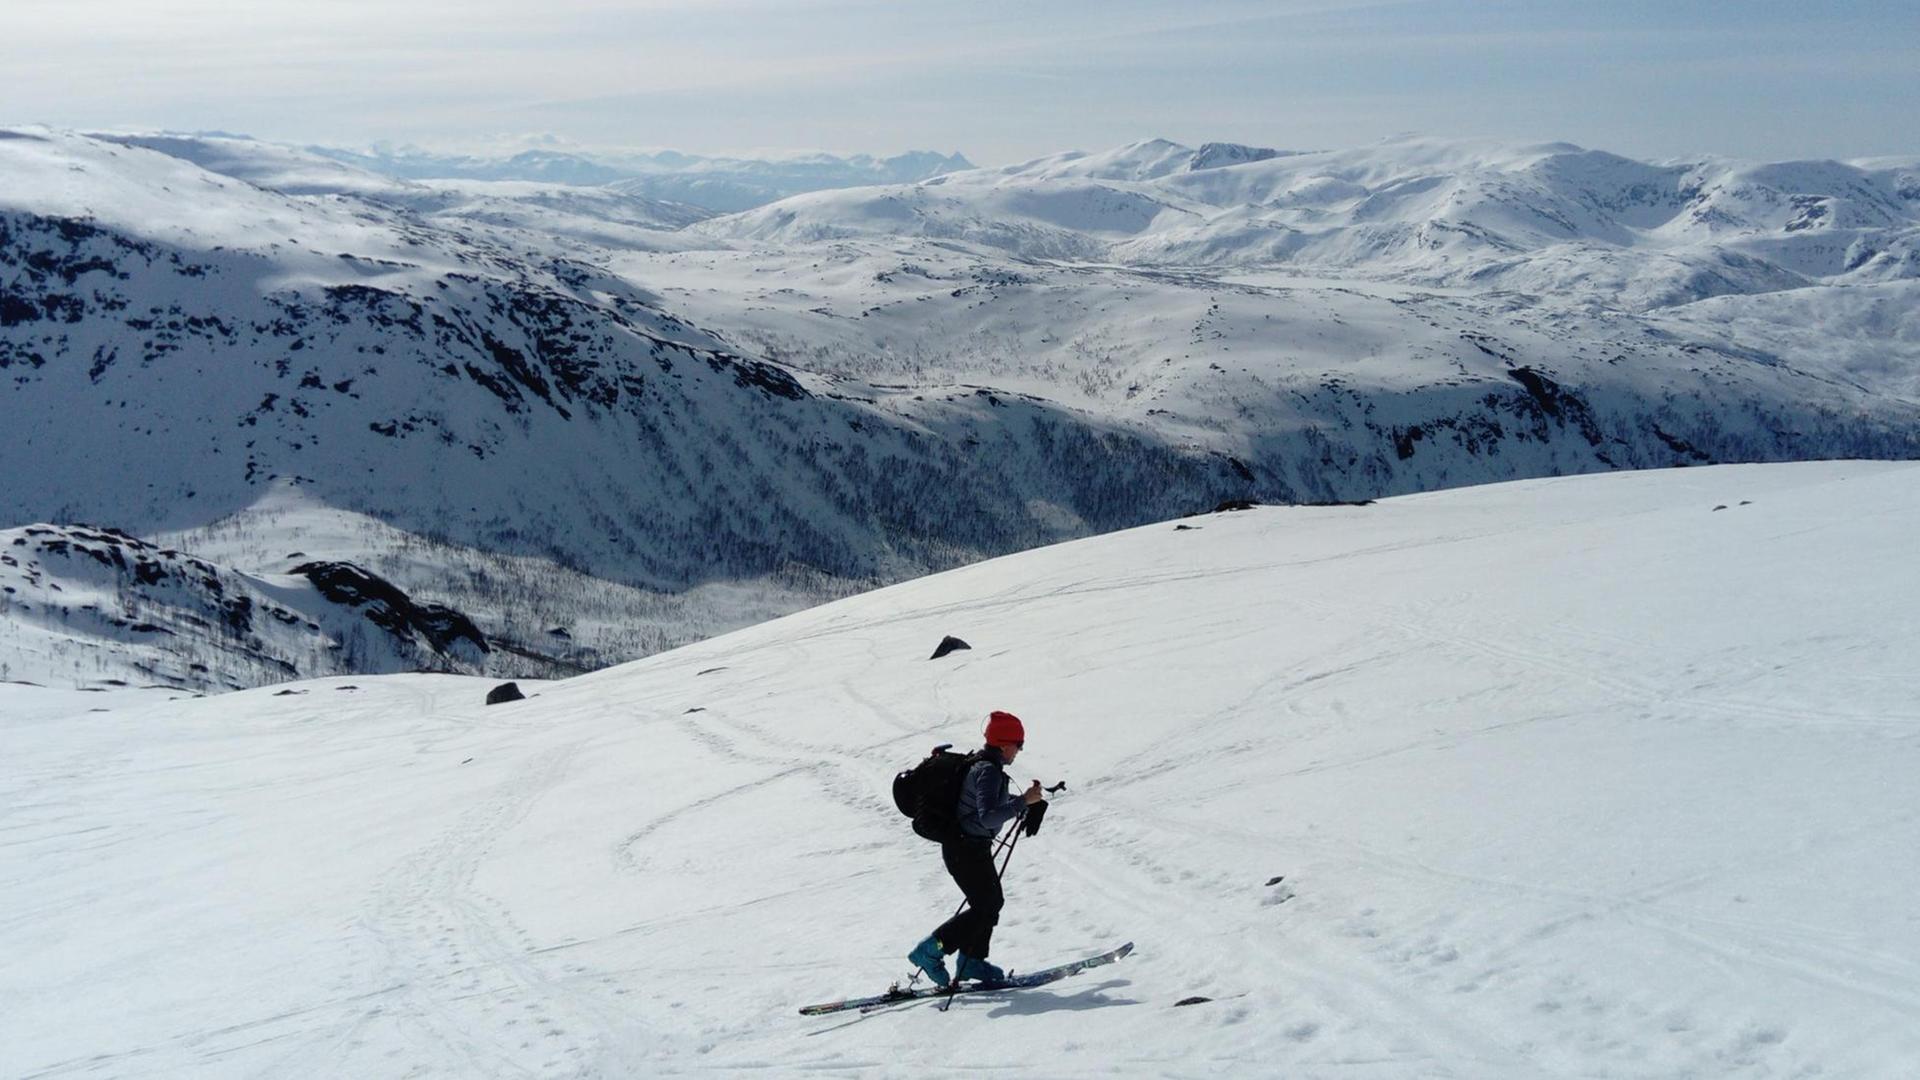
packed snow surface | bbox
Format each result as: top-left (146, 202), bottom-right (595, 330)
top-left (6, 462), bottom-right (1919, 1077)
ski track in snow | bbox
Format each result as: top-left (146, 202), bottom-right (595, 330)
top-left (354, 743), bottom-right (604, 1077)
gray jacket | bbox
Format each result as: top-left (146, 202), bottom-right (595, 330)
top-left (956, 746), bottom-right (1026, 839)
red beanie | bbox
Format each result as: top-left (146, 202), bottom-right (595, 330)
top-left (984, 710), bottom-right (1025, 747)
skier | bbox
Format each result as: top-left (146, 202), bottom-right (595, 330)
top-left (907, 710), bottom-right (1045, 987)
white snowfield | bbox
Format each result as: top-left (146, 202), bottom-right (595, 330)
top-left (5, 461), bottom-right (1918, 1077)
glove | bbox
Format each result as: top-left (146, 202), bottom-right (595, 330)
top-left (1022, 799), bottom-right (1048, 837)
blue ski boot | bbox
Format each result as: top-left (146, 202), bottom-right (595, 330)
top-left (908, 935), bottom-right (950, 987)
top-left (955, 953), bottom-right (1006, 986)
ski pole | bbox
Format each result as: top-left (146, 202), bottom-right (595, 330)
top-left (989, 782), bottom-right (1062, 882)
top-left (995, 808), bottom-right (1026, 879)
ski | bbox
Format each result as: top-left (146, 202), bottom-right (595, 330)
top-left (798, 942), bottom-right (1133, 1016)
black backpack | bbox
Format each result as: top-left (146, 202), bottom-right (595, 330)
top-left (892, 744), bottom-right (979, 843)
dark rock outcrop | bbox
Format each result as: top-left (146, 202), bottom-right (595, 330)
top-left (929, 635), bottom-right (972, 660)
top-left (291, 560), bottom-right (488, 656)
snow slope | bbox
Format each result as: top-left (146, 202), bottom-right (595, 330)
top-left (5, 462), bottom-right (1918, 1077)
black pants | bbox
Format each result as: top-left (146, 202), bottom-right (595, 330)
top-left (933, 837), bottom-right (1003, 959)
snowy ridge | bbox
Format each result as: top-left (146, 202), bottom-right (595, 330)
top-left (4, 462), bottom-right (1917, 1075)
top-left (0, 522), bottom-right (486, 690)
top-left (312, 140), bottom-right (976, 213)
top-left (703, 135), bottom-right (1920, 309)
top-left (90, 131), bottom-right (712, 241)
top-left (146, 481), bottom-right (872, 683)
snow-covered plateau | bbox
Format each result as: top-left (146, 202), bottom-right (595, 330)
top-left (4, 462), bottom-right (1918, 1077)
top-left (3, 128), bottom-right (1919, 690)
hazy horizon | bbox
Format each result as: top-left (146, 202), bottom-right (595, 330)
top-left (5, 0), bottom-right (1916, 168)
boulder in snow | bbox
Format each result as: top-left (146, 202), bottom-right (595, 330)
top-left (929, 635), bottom-right (971, 660)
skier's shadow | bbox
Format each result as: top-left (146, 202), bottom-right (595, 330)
top-left (802, 979), bottom-right (1138, 1035)
top-left (983, 978), bottom-right (1139, 1016)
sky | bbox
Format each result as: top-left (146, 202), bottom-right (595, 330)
top-left (4, 0), bottom-right (1915, 164)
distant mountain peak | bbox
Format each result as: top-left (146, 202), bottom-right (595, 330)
top-left (301, 142), bottom-right (978, 211)
top-left (1188, 142), bottom-right (1284, 171)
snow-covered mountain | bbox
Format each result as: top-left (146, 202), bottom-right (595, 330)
top-left (2, 128), bottom-right (1257, 563)
top-left (703, 135), bottom-right (1920, 310)
top-left (6, 462), bottom-right (1917, 1076)
top-left (95, 132), bottom-right (714, 238)
top-left (312, 141), bottom-right (976, 212)
top-left (0, 130), bottom-right (1266, 681)
top-left (5, 126), bottom-right (1919, 688)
